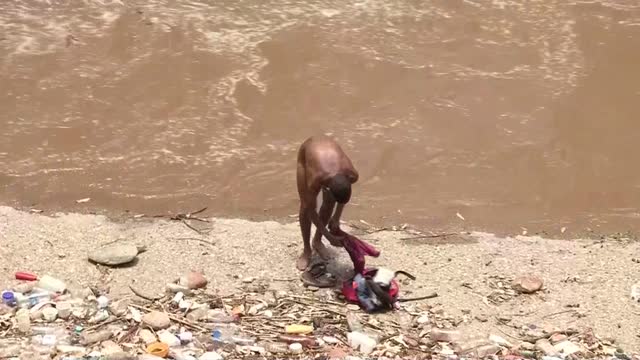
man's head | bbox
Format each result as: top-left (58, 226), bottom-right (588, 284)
top-left (328, 174), bottom-right (352, 204)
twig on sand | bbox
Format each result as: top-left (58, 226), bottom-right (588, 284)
top-left (129, 304), bottom-right (208, 332)
top-left (401, 233), bottom-right (458, 240)
top-left (542, 309), bottom-right (577, 319)
top-left (181, 219), bottom-right (213, 235)
top-left (85, 317), bottom-right (120, 331)
top-left (399, 292), bottom-right (438, 302)
top-left (496, 326), bottom-right (524, 341)
top-left (170, 237), bottom-right (216, 246)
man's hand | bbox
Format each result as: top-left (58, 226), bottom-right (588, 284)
top-left (325, 232), bottom-right (344, 247)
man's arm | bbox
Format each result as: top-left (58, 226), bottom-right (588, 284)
top-left (304, 185), bottom-right (343, 245)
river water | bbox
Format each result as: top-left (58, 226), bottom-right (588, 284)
top-left (1, 0), bottom-right (639, 236)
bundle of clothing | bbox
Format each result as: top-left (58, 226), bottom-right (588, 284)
top-left (332, 228), bottom-right (417, 312)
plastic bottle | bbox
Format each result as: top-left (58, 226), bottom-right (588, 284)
top-left (16, 308), bottom-right (31, 333)
top-left (211, 327), bottom-right (255, 346)
top-left (2, 291), bottom-right (16, 306)
top-left (37, 275), bottom-right (66, 293)
top-left (16, 292), bottom-right (51, 308)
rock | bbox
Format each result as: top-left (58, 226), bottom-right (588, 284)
top-left (81, 330), bottom-right (113, 345)
top-left (345, 357), bottom-right (363, 360)
top-left (101, 340), bottom-right (123, 354)
top-left (108, 298), bottom-right (131, 317)
top-left (489, 334), bottom-right (512, 347)
top-left (535, 339), bottom-right (559, 357)
top-left (142, 311), bottom-right (171, 330)
top-left (178, 271), bottom-right (208, 289)
top-left (417, 313), bottom-right (430, 324)
top-left (553, 340), bottom-right (582, 356)
top-left (139, 329), bottom-right (156, 345)
top-left (475, 314), bottom-right (489, 322)
top-left (158, 330), bottom-right (181, 347)
top-left (186, 305), bottom-right (210, 322)
top-left (242, 277), bottom-right (255, 283)
top-left (88, 243), bottom-right (146, 266)
top-left (512, 275), bottom-right (543, 294)
top-left (199, 352), bottom-right (223, 360)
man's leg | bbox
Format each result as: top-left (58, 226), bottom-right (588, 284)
top-left (312, 189), bottom-right (335, 259)
top-left (296, 151), bottom-right (313, 271)
top-left (297, 204), bottom-right (312, 270)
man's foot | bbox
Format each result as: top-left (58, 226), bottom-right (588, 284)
top-left (312, 240), bottom-right (332, 260)
top-left (296, 251), bottom-right (312, 271)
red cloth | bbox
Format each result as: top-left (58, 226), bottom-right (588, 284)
top-left (331, 228), bottom-right (380, 274)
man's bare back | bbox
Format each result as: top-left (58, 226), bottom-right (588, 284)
top-left (296, 136), bottom-right (359, 270)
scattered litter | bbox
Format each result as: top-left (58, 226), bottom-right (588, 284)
top-left (456, 212), bottom-right (465, 220)
top-left (75, 197), bottom-right (91, 203)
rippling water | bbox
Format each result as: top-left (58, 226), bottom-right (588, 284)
top-left (1, 0), bottom-right (639, 236)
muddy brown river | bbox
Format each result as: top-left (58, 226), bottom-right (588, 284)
top-left (1, 0), bottom-right (640, 237)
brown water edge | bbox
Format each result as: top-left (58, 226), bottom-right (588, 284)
top-left (1, 1), bottom-right (640, 239)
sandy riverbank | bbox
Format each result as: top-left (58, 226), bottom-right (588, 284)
top-left (1, 206), bottom-right (639, 351)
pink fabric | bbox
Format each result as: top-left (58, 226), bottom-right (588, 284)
top-left (331, 228), bottom-right (380, 274)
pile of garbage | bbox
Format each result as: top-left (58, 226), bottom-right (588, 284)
top-left (0, 270), bottom-right (636, 360)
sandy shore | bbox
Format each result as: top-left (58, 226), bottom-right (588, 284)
top-left (1, 206), bottom-right (639, 351)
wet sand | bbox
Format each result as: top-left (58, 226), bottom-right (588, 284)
top-left (1, 1), bottom-right (640, 236)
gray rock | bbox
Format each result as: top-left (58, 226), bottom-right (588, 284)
top-left (88, 243), bottom-right (146, 266)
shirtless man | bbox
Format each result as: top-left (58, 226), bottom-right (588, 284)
top-left (296, 135), bottom-right (359, 271)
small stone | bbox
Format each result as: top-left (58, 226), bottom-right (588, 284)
top-left (512, 275), bottom-right (543, 294)
top-left (142, 311), bottom-right (171, 330)
top-left (185, 271), bottom-right (208, 289)
top-left (474, 314), bottom-right (488, 322)
top-left (346, 304), bottom-right (360, 311)
top-left (242, 277), bottom-right (255, 283)
top-left (139, 329), bottom-right (156, 345)
top-left (417, 313), bottom-right (430, 324)
top-left (157, 330), bottom-right (181, 347)
top-left (403, 335), bottom-right (419, 347)
top-left (263, 310), bottom-right (273, 318)
top-left (186, 305), bottom-right (210, 322)
top-left (347, 331), bottom-right (377, 355)
top-left (101, 340), bottom-right (123, 355)
top-left (108, 298), bottom-right (131, 317)
top-left (199, 352), bottom-right (223, 360)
